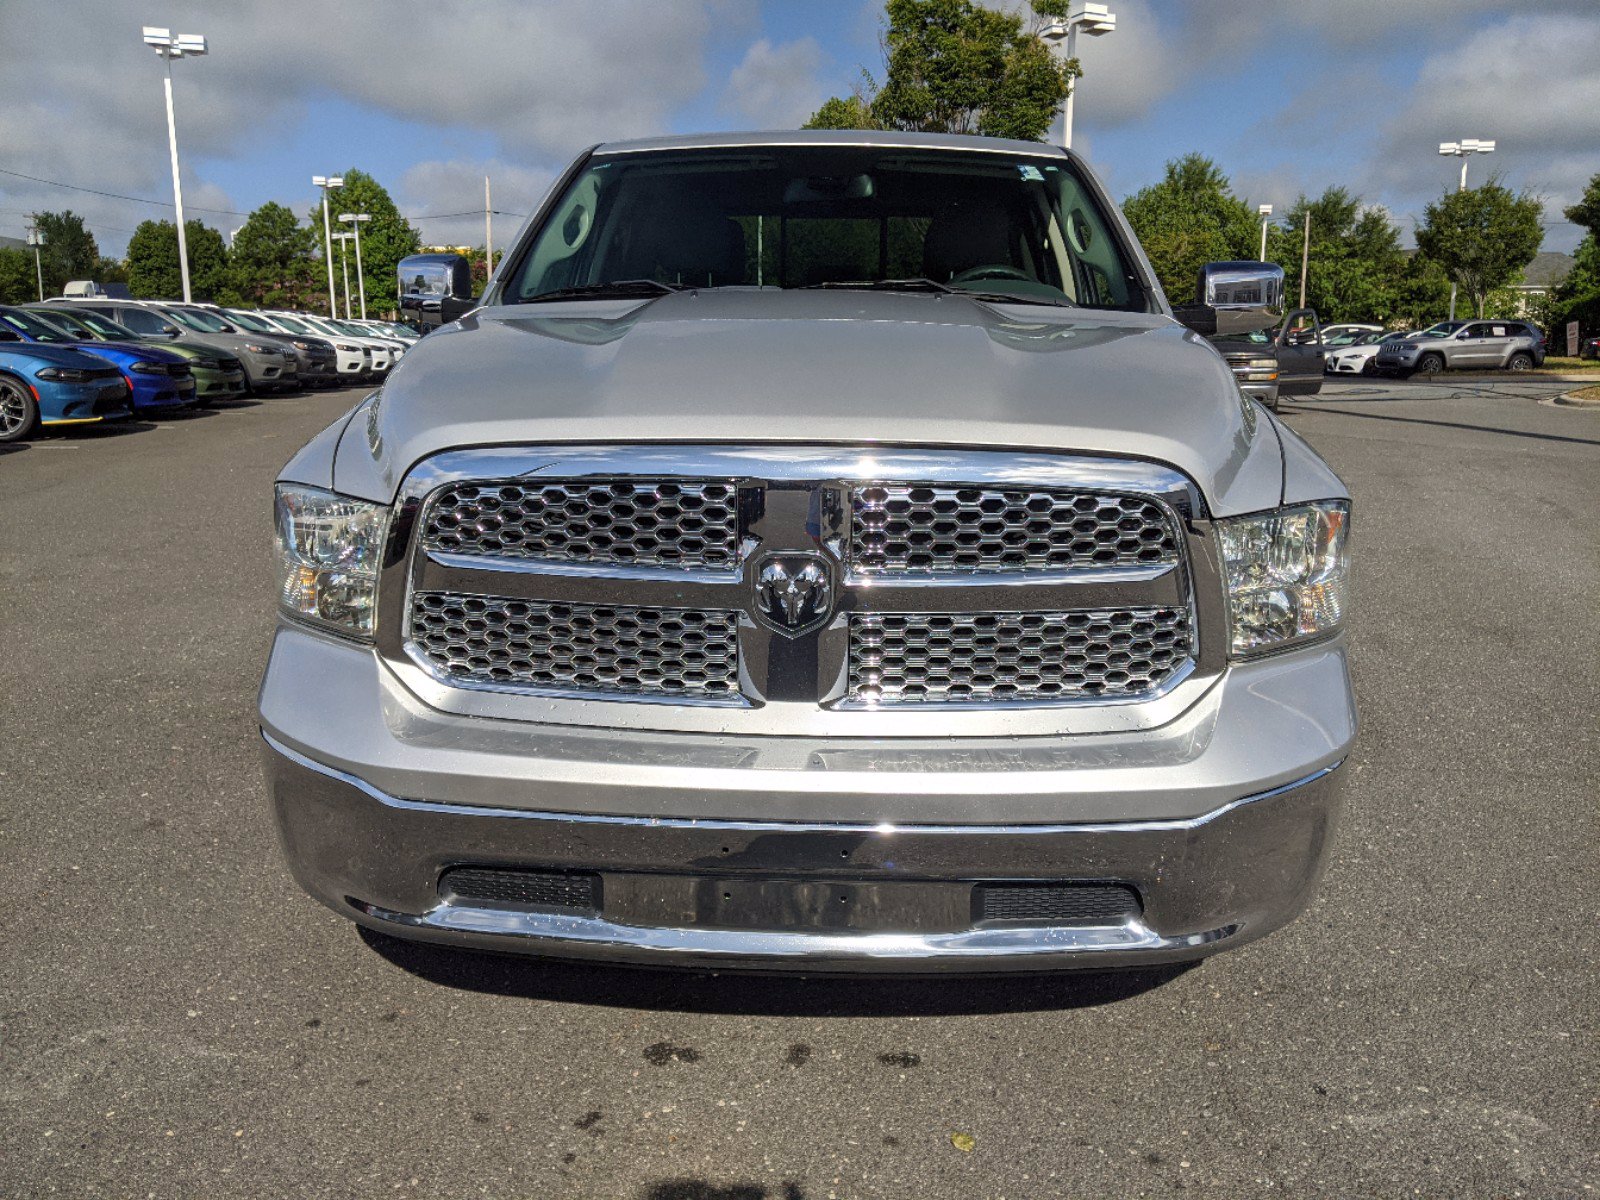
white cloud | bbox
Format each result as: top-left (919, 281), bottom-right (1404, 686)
top-left (0, 0), bottom-right (724, 253)
top-left (721, 37), bottom-right (828, 128)
top-left (399, 159), bottom-right (559, 251)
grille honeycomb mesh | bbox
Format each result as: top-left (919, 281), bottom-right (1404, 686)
top-left (409, 592), bottom-right (740, 698)
top-left (423, 480), bottom-right (739, 566)
top-left (848, 607), bottom-right (1192, 704)
top-left (850, 484), bottom-right (1178, 573)
top-left (440, 866), bottom-right (600, 912)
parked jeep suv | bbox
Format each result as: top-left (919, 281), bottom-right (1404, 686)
top-left (260, 132), bottom-right (1355, 973)
top-left (1374, 319), bottom-right (1543, 376)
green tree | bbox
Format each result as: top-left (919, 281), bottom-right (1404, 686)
top-left (306, 169), bottom-right (421, 317)
top-left (1268, 188), bottom-right (1408, 322)
top-left (126, 219), bottom-right (229, 301)
top-left (31, 210), bottom-right (101, 295)
top-left (0, 247), bottom-right (37, 304)
top-left (1388, 253), bottom-right (1454, 329)
top-left (1545, 172), bottom-right (1600, 340)
top-left (1414, 178), bottom-right (1544, 319)
top-left (224, 201), bottom-right (319, 308)
top-left (806, 0), bottom-right (1076, 141)
top-left (803, 94), bottom-right (879, 131)
top-left (1121, 154), bottom-right (1258, 301)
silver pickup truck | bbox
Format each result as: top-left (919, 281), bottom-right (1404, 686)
top-left (260, 131), bottom-right (1355, 973)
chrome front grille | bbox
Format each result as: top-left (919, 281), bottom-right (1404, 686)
top-left (850, 485), bottom-right (1178, 573)
top-left (388, 447), bottom-right (1207, 730)
top-left (423, 479), bottom-right (739, 566)
top-left (409, 592), bottom-right (740, 699)
top-left (847, 608), bottom-right (1193, 705)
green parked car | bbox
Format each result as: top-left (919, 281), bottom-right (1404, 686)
top-left (25, 305), bottom-right (248, 405)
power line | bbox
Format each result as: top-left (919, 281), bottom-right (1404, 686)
top-left (0, 165), bottom-right (250, 217)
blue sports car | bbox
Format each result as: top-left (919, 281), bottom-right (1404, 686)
top-left (0, 305), bottom-right (197, 416)
top-left (0, 339), bottom-right (133, 441)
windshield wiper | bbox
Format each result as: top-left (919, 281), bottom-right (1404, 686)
top-left (800, 277), bottom-right (1074, 308)
top-left (801, 277), bottom-right (955, 294)
top-left (516, 279), bottom-right (691, 304)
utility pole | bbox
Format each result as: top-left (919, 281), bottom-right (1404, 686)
top-left (26, 221), bottom-right (44, 301)
top-left (484, 175), bottom-right (494, 284)
top-left (340, 213), bottom-right (371, 319)
top-left (1299, 211), bottom-right (1311, 310)
top-left (1258, 204), bottom-right (1273, 262)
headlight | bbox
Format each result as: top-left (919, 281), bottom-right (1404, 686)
top-left (35, 366), bottom-right (94, 382)
top-left (244, 343), bottom-right (273, 354)
top-left (1218, 501), bottom-right (1349, 656)
top-left (292, 339), bottom-right (314, 350)
top-left (129, 360), bottom-right (166, 374)
top-left (274, 484), bottom-right (389, 638)
top-left (1230, 356), bottom-right (1278, 382)
top-left (336, 342), bottom-right (359, 352)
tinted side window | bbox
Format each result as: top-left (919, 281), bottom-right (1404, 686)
top-left (119, 308), bottom-right (168, 334)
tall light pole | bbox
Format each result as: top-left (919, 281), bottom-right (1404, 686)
top-left (1040, 4), bottom-right (1117, 150)
top-left (142, 28), bottom-right (208, 303)
top-left (312, 175), bottom-right (344, 316)
top-left (26, 223), bottom-right (45, 301)
top-left (1258, 203), bottom-right (1273, 261)
top-left (1438, 138), bottom-right (1495, 321)
top-left (340, 213), bottom-right (371, 319)
top-left (333, 231), bottom-right (355, 320)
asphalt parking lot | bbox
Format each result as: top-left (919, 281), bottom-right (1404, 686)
top-left (2, 379), bottom-right (1596, 1198)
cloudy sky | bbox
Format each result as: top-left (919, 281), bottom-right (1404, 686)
top-left (1, 0), bottom-right (1594, 258)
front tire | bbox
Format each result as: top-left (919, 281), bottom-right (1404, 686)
top-left (1506, 352), bottom-right (1533, 371)
top-left (1361, 358), bottom-right (1376, 375)
top-left (0, 375), bottom-right (39, 443)
top-left (1416, 353), bottom-right (1445, 377)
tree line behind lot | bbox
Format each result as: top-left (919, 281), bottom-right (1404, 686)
top-left (0, 210), bottom-right (127, 305)
top-left (124, 169), bottom-right (420, 312)
top-left (1536, 172), bottom-right (1600, 340)
top-left (1122, 157), bottom-right (1547, 325)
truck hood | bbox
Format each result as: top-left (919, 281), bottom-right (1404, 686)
top-left (333, 289), bottom-right (1284, 515)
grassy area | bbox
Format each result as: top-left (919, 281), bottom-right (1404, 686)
top-left (1541, 356), bottom-right (1600, 373)
top-left (1566, 383), bottom-right (1600, 401)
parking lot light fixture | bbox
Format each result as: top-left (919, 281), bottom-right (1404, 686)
top-left (1040, 3), bottom-right (1117, 150)
top-left (313, 176), bottom-right (344, 316)
top-left (340, 213), bottom-right (371, 320)
top-left (1258, 204), bottom-right (1273, 261)
top-left (1438, 139), bottom-right (1495, 318)
top-left (141, 26), bottom-right (207, 304)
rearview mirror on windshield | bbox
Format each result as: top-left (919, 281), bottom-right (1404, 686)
top-left (1172, 261), bottom-right (1285, 338)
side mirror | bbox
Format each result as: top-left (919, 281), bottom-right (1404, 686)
top-left (160, 324), bottom-right (181, 337)
top-left (219, 323), bottom-right (237, 333)
top-left (1173, 261), bottom-right (1285, 337)
top-left (439, 294), bottom-right (481, 324)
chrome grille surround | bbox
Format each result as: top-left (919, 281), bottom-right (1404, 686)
top-left (850, 485), bottom-right (1178, 574)
top-left (848, 607), bottom-right (1193, 705)
top-left (381, 446), bottom-right (1221, 738)
top-left (423, 479), bottom-right (739, 566)
top-left (409, 591), bottom-right (740, 700)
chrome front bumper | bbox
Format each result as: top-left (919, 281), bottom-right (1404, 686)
top-left (259, 626), bottom-right (1353, 972)
top-left (263, 734), bottom-right (1341, 972)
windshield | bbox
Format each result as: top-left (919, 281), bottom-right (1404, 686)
top-left (1419, 321), bottom-right (1465, 339)
top-left (0, 308), bottom-right (78, 343)
top-left (226, 310), bottom-right (277, 334)
top-left (160, 307), bottom-right (222, 332)
top-left (62, 308), bottom-right (140, 340)
top-left (502, 146), bottom-right (1147, 311)
top-left (267, 314), bottom-right (311, 334)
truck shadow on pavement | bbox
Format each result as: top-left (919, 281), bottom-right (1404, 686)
top-left (357, 927), bottom-right (1192, 1016)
